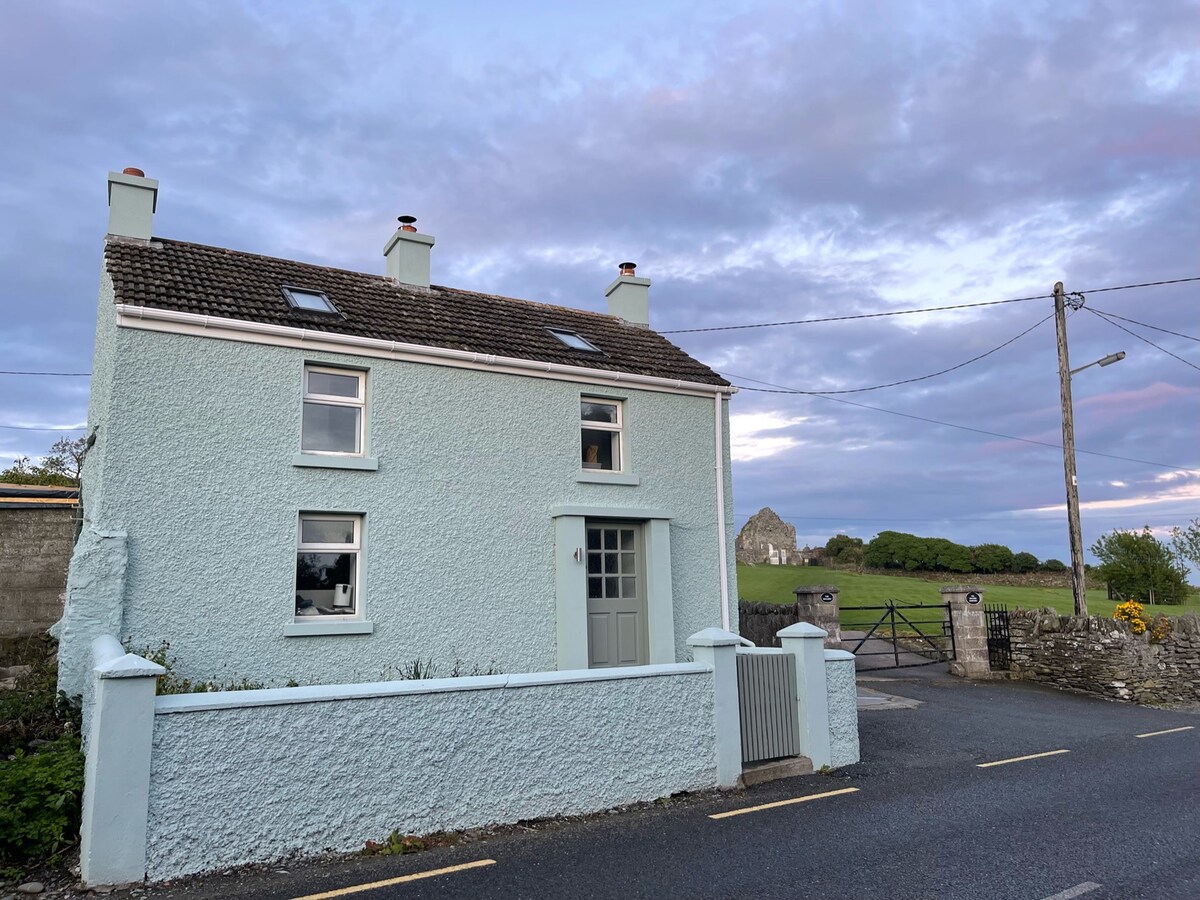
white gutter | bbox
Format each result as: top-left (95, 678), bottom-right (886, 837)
top-left (115, 305), bottom-right (737, 399)
top-left (714, 392), bottom-right (731, 631)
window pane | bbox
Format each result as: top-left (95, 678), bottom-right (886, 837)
top-left (604, 576), bottom-right (619, 597)
top-left (621, 577), bottom-right (637, 597)
top-left (307, 370), bottom-right (360, 398)
top-left (586, 529), bottom-right (601, 551)
top-left (302, 403), bottom-right (360, 452)
top-left (295, 552), bottom-right (356, 615)
top-left (620, 553), bottom-right (636, 575)
top-left (301, 519), bottom-right (354, 545)
top-left (603, 552), bottom-right (617, 573)
top-left (604, 530), bottom-right (618, 550)
top-left (620, 530), bottom-right (634, 551)
top-left (587, 577), bottom-right (602, 599)
top-left (581, 428), bottom-right (617, 470)
top-left (289, 290), bottom-right (334, 312)
top-left (581, 402), bottom-right (617, 424)
top-left (587, 554), bottom-right (601, 574)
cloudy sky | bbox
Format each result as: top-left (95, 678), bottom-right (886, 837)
top-left (1, 0), bottom-right (1197, 568)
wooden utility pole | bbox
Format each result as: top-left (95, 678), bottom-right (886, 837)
top-left (1054, 282), bottom-right (1088, 615)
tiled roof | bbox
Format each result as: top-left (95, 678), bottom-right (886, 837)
top-left (103, 238), bottom-right (729, 387)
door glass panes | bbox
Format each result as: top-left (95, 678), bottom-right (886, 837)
top-left (586, 526), bottom-right (639, 600)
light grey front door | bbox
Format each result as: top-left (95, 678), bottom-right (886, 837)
top-left (585, 522), bottom-right (648, 668)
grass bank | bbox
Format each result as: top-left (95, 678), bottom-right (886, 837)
top-left (737, 564), bottom-right (1200, 620)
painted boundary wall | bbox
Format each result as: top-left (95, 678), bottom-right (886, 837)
top-left (1009, 609), bottom-right (1200, 705)
top-left (80, 630), bottom-right (745, 885)
top-left (824, 649), bottom-right (860, 768)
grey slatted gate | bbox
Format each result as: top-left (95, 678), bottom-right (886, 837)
top-left (736, 649), bottom-right (800, 764)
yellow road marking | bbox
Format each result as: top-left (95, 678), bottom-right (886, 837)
top-left (290, 859), bottom-right (497, 900)
top-left (1136, 725), bottom-right (1195, 739)
top-left (976, 749), bottom-right (1070, 768)
top-left (709, 786), bottom-right (859, 819)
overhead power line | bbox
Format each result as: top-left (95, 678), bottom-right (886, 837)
top-left (721, 370), bottom-right (1192, 472)
top-left (1086, 308), bottom-right (1200, 373)
top-left (661, 294), bottom-right (1048, 334)
top-left (661, 274), bottom-right (1200, 335)
top-left (731, 312), bottom-right (1055, 395)
top-left (0, 370), bottom-right (91, 376)
top-left (1087, 308), bottom-right (1200, 343)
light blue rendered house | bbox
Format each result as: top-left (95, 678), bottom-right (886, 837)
top-left (57, 169), bottom-right (738, 694)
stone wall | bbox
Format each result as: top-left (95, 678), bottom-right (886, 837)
top-left (0, 506), bottom-right (75, 651)
top-left (1009, 609), bottom-right (1200, 706)
top-left (738, 600), bottom-right (799, 647)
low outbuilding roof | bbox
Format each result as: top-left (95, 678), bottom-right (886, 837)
top-left (104, 238), bottom-right (729, 387)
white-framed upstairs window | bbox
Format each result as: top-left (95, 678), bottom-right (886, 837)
top-left (301, 365), bottom-right (365, 455)
top-left (295, 514), bottom-right (361, 621)
top-left (581, 397), bottom-right (624, 472)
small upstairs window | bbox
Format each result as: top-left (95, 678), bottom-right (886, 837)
top-left (302, 365), bottom-right (365, 455)
top-left (548, 328), bottom-right (601, 353)
top-left (283, 286), bottom-right (338, 314)
top-left (581, 398), bottom-right (623, 472)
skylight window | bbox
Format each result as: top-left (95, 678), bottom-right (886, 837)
top-left (282, 286), bottom-right (338, 314)
top-left (548, 328), bottom-right (601, 353)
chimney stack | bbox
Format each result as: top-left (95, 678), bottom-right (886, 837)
top-left (605, 261), bottom-right (650, 327)
top-left (106, 167), bottom-right (159, 241)
top-left (384, 215), bottom-right (435, 288)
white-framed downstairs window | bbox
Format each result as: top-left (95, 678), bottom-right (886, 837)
top-left (301, 365), bottom-right (365, 455)
top-left (295, 514), bottom-right (361, 620)
top-left (581, 398), bottom-right (623, 472)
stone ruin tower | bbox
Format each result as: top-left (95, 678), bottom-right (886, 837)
top-left (735, 507), bottom-right (798, 565)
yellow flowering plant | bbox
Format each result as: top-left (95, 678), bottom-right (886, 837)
top-left (1112, 600), bottom-right (1148, 635)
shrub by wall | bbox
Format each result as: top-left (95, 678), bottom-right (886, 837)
top-left (1009, 609), bottom-right (1200, 706)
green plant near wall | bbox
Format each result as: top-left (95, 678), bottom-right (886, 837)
top-left (0, 636), bottom-right (84, 875)
top-left (125, 640), bottom-right (267, 695)
top-left (0, 734), bottom-right (84, 873)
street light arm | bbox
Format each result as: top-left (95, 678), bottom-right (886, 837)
top-left (1069, 350), bottom-right (1126, 377)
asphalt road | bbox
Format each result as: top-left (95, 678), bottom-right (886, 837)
top-left (146, 672), bottom-right (1200, 900)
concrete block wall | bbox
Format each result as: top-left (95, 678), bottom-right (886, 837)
top-left (80, 630), bottom-right (744, 885)
top-left (0, 507), bottom-right (75, 643)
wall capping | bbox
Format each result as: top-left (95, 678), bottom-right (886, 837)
top-left (154, 661), bottom-right (711, 714)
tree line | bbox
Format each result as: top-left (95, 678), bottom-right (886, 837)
top-left (824, 522), bottom-right (1200, 605)
top-left (824, 531), bottom-right (1063, 575)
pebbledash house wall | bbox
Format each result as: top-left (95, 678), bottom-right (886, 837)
top-left (59, 270), bottom-right (737, 694)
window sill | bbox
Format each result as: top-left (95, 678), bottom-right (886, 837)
top-left (284, 621), bottom-right (374, 637)
top-left (292, 453), bottom-right (379, 471)
top-left (576, 472), bottom-right (640, 486)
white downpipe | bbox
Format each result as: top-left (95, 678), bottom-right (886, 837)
top-left (714, 393), bottom-right (731, 631)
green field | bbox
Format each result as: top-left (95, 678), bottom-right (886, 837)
top-left (737, 564), bottom-right (1200, 623)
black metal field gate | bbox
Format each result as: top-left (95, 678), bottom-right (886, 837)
top-left (842, 600), bottom-right (955, 669)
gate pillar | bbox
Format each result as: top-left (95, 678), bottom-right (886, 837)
top-left (940, 585), bottom-right (991, 678)
top-left (792, 585), bottom-right (841, 647)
